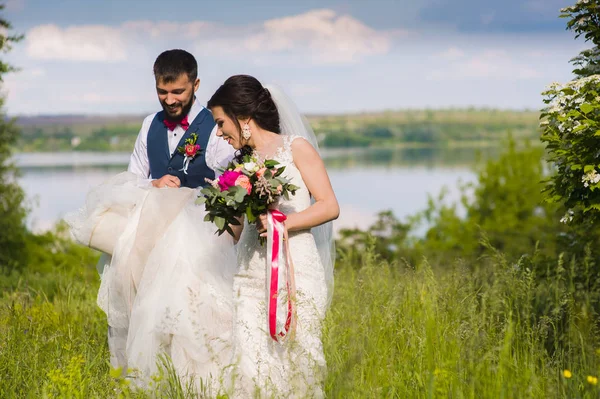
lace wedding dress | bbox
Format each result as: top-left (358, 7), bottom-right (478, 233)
top-left (229, 135), bottom-right (329, 398)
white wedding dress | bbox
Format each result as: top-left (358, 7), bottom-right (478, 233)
top-left (67, 86), bottom-right (334, 399)
top-left (66, 172), bottom-right (238, 396)
top-left (229, 135), bottom-right (329, 398)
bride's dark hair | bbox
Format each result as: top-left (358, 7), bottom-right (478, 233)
top-left (207, 75), bottom-right (280, 160)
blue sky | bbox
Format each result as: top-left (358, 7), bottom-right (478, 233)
top-left (1, 0), bottom-right (585, 115)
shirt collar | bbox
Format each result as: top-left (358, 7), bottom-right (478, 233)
top-left (187, 96), bottom-right (203, 123)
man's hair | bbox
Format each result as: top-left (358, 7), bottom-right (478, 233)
top-left (153, 49), bottom-right (198, 84)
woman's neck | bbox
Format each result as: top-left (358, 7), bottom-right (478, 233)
top-left (247, 129), bottom-right (282, 154)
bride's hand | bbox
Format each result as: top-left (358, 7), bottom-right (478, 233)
top-left (256, 214), bottom-right (268, 237)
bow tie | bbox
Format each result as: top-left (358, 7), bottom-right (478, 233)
top-left (163, 114), bottom-right (189, 131)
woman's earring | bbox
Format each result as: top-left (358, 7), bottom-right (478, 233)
top-left (242, 122), bottom-right (252, 140)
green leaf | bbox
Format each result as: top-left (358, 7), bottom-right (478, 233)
top-left (246, 207), bottom-right (256, 223)
top-left (572, 124), bottom-right (588, 133)
top-left (233, 186), bottom-right (247, 203)
top-left (581, 103), bottom-right (594, 114)
top-left (224, 224), bottom-right (235, 237)
top-left (195, 196), bottom-right (206, 205)
top-left (584, 203), bottom-right (600, 212)
top-left (571, 164), bottom-right (583, 171)
top-left (584, 165), bottom-right (596, 173)
top-left (214, 216), bottom-right (225, 230)
top-left (110, 367), bottom-right (124, 379)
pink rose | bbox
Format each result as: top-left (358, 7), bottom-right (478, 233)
top-left (256, 167), bottom-right (267, 178)
top-left (235, 175), bottom-right (252, 194)
top-left (218, 170), bottom-right (242, 191)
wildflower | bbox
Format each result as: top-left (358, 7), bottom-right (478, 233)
top-left (587, 375), bottom-right (598, 385)
top-left (560, 209), bottom-right (574, 224)
top-left (582, 170), bottom-right (600, 188)
top-left (563, 369), bottom-right (572, 379)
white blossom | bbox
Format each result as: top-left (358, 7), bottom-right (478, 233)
top-left (582, 170), bottom-right (600, 188)
top-left (243, 162), bottom-right (258, 172)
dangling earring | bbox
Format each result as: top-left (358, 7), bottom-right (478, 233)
top-left (242, 121), bottom-right (252, 140)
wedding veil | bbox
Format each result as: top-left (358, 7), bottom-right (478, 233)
top-left (264, 84), bottom-right (336, 308)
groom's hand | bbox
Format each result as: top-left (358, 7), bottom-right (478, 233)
top-left (151, 175), bottom-right (181, 188)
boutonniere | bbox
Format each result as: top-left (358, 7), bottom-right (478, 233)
top-left (177, 133), bottom-right (202, 174)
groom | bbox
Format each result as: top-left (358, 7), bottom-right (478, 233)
top-left (128, 49), bottom-right (234, 188)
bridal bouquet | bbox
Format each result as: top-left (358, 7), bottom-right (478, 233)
top-left (197, 154), bottom-right (299, 237)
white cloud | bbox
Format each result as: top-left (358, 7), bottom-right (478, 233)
top-left (26, 24), bottom-right (128, 62)
top-left (24, 9), bottom-right (393, 66)
top-left (243, 9), bottom-right (392, 64)
top-left (121, 20), bottom-right (214, 40)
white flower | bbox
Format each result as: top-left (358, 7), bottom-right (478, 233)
top-left (582, 170), bottom-right (600, 188)
top-left (243, 162), bottom-right (258, 172)
top-left (560, 210), bottom-right (574, 224)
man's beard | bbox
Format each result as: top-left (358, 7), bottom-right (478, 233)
top-left (162, 95), bottom-right (194, 122)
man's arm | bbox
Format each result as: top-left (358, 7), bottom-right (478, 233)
top-left (127, 115), bottom-right (154, 178)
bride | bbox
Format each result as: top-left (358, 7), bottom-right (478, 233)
top-left (208, 75), bottom-right (338, 398)
top-left (67, 76), bottom-right (338, 398)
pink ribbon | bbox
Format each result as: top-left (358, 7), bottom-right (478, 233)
top-left (267, 209), bottom-right (297, 343)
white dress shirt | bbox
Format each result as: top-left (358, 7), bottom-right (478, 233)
top-left (127, 99), bottom-right (235, 181)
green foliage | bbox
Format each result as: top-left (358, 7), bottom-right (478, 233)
top-left (540, 1), bottom-right (600, 228)
top-left (561, 0), bottom-right (600, 77)
top-left (314, 109), bottom-right (541, 148)
top-left (541, 76), bottom-right (600, 225)
top-left (418, 139), bottom-right (565, 262)
top-left (0, 6), bottom-right (27, 272)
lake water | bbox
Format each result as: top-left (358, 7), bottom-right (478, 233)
top-left (14, 148), bottom-right (482, 234)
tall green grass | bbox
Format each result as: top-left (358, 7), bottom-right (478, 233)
top-left (2, 241), bottom-right (600, 398)
top-left (323, 242), bottom-right (600, 398)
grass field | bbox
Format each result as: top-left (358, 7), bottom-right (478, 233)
top-left (2, 237), bottom-right (600, 398)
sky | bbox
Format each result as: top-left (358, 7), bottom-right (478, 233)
top-left (0, 0), bottom-right (587, 116)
